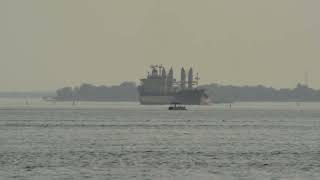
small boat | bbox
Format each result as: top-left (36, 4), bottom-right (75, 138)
top-left (168, 102), bottom-right (187, 110)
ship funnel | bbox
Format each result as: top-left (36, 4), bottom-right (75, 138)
top-left (188, 68), bottom-right (193, 88)
top-left (181, 67), bottom-right (186, 89)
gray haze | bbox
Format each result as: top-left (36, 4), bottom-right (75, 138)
top-left (0, 0), bottom-right (320, 91)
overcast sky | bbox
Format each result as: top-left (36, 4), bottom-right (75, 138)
top-left (0, 0), bottom-right (319, 91)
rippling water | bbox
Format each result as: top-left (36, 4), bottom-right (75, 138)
top-left (0, 99), bottom-right (320, 179)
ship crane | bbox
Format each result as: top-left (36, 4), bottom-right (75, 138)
top-left (159, 64), bottom-right (164, 76)
top-left (171, 71), bottom-right (200, 87)
top-left (195, 73), bottom-right (200, 86)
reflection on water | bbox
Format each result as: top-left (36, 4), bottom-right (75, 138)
top-left (0, 99), bottom-right (320, 179)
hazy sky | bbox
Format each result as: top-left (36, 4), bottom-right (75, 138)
top-left (0, 0), bottom-right (320, 91)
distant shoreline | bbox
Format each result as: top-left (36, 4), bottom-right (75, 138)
top-left (0, 91), bottom-right (54, 99)
top-left (50, 82), bottom-right (320, 104)
top-left (42, 99), bottom-right (320, 103)
top-left (2, 96), bottom-right (320, 104)
top-left (2, 82), bottom-right (320, 103)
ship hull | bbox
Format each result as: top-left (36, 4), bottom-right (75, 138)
top-left (139, 94), bottom-right (209, 105)
top-left (139, 96), bottom-right (175, 105)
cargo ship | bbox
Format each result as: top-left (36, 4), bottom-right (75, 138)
top-left (138, 65), bottom-right (209, 105)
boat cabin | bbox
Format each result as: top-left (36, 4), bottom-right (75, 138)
top-left (168, 102), bottom-right (187, 110)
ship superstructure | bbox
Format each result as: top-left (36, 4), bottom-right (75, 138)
top-left (138, 65), bottom-right (209, 105)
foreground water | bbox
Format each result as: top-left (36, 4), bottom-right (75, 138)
top-left (0, 99), bottom-right (320, 180)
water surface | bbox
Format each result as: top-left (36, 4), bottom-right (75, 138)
top-left (0, 99), bottom-right (319, 179)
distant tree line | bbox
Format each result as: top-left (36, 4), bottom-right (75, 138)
top-left (200, 83), bottom-right (320, 103)
top-left (53, 82), bottom-right (320, 103)
top-left (0, 91), bottom-right (54, 98)
top-left (54, 82), bottom-right (138, 101)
